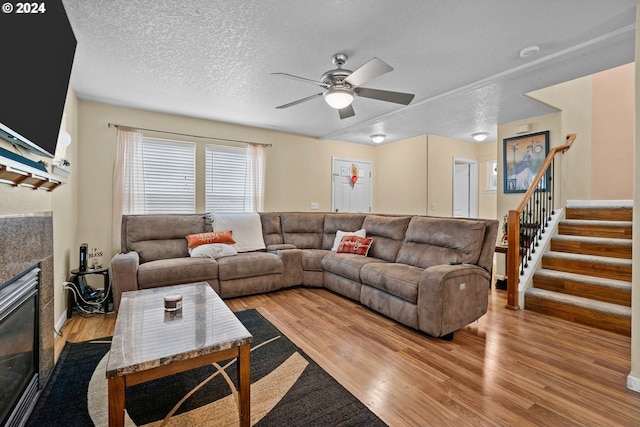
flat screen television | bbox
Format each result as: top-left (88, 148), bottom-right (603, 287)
top-left (0, 0), bottom-right (76, 159)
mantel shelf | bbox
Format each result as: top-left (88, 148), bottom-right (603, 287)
top-left (0, 152), bottom-right (68, 191)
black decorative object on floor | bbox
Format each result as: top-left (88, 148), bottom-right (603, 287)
top-left (27, 310), bottom-right (387, 426)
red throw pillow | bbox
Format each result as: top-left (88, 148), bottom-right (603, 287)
top-left (186, 231), bottom-right (235, 249)
top-left (337, 235), bottom-right (373, 256)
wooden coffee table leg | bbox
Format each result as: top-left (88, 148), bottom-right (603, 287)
top-left (238, 344), bottom-right (251, 427)
top-left (108, 375), bottom-right (125, 427)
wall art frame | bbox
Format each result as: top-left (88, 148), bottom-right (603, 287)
top-left (503, 130), bottom-right (549, 194)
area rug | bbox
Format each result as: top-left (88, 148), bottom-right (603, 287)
top-left (27, 309), bottom-right (386, 426)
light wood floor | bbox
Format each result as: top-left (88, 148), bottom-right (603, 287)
top-left (56, 287), bottom-right (640, 427)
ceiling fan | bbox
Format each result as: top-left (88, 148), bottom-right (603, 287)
top-left (272, 53), bottom-right (415, 119)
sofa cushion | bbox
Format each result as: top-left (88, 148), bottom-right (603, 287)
top-left (396, 217), bottom-right (487, 268)
top-left (322, 252), bottom-right (383, 282)
top-left (360, 263), bottom-right (422, 304)
top-left (123, 214), bottom-right (210, 263)
top-left (322, 213), bottom-right (367, 250)
top-left (130, 239), bottom-right (190, 264)
top-left (217, 252), bottom-right (283, 281)
top-left (137, 257), bottom-right (218, 289)
top-left (281, 213), bottom-right (325, 248)
top-left (362, 215), bottom-right (411, 262)
top-left (300, 249), bottom-right (330, 271)
top-left (260, 212), bottom-right (284, 246)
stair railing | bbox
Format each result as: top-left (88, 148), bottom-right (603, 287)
top-left (505, 133), bottom-right (576, 309)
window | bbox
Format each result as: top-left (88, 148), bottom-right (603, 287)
top-left (485, 160), bottom-right (497, 193)
top-left (133, 138), bottom-right (196, 213)
top-left (205, 144), bottom-right (265, 212)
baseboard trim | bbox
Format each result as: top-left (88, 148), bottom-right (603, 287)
top-left (55, 311), bottom-right (67, 335)
top-left (627, 373), bottom-right (640, 393)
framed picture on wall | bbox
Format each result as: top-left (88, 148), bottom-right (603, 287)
top-left (503, 131), bottom-right (549, 193)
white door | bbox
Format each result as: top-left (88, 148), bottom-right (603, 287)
top-left (332, 158), bottom-right (372, 213)
top-left (452, 158), bottom-right (478, 218)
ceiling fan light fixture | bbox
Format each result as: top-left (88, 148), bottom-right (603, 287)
top-left (471, 132), bottom-right (489, 142)
top-left (370, 134), bottom-right (386, 144)
top-left (324, 87), bottom-right (354, 109)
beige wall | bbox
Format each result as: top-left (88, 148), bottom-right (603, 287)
top-left (591, 63), bottom-right (634, 200)
top-left (527, 76), bottom-right (593, 204)
top-left (477, 141), bottom-right (498, 221)
top-left (427, 134), bottom-right (497, 219)
top-left (0, 89), bottom-right (79, 331)
top-left (374, 135), bottom-right (428, 215)
top-left (497, 112), bottom-right (563, 220)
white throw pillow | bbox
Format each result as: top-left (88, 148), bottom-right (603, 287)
top-left (331, 229), bottom-right (366, 251)
top-left (189, 243), bottom-right (238, 259)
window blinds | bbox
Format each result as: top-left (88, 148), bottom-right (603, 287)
top-left (139, 138), bottom-right (196, 213)
top-left (205, 144), bottom-right (248, 212)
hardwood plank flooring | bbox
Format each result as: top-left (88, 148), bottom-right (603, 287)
top-left (56, 287), bottom-right (640, 426)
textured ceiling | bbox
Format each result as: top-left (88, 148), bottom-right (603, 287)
top-left (61, 0), bottom-right (639, 145)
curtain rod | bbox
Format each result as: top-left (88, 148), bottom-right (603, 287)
top-left (107, 122), bottom-right (272, 147)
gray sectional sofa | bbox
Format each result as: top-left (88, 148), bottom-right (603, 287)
top-left (110, 212), bottom-right (498, 338)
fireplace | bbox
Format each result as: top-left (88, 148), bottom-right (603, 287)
top-left (0, 268), bottom-right (39, 426)
top-left (0, 213), bottom-right (54, 427)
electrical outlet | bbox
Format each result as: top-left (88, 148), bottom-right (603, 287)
top-left (459, 283), bottom-right (466, 290)
top-left (310, 202), bottom-right (319, 210)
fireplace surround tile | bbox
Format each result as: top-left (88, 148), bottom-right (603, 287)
top-left (0, 212), bottom-right (55, 387)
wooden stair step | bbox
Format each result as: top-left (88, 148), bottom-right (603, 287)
top-left (533, 268), bottom-right (631, 306)
top-left (565, 206), bottom-right (632, 222)
top-left (550, 235), bottom-right (632, 259)
top-left (558, 219), bottom-right (632, 239)
top-left (541, 251), bottom-right (632, 281)
top-left (524, 288), bottom-right (631, 336)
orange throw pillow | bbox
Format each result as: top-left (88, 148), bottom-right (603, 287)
top-left (186, 231), bottom-right (235, 249)
top-left (336, 235), bottom-right (373, 256)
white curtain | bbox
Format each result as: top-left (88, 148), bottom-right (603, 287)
top-left (245, 143), bottom-right (266, 212)
top-left (112, 127), bottom-right (144, 252)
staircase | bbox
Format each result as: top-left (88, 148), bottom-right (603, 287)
top-left (524, 202), bottom-right (632, 336)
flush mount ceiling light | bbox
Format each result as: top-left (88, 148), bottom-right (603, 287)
top-left (370, 134), bottom-right (386, 144)
top-left (471, 132), bottom-right (489, 142)
top-left (323, 87), bottom-right (354, 109)
top-left (519, 45), bottom-right (540, 59)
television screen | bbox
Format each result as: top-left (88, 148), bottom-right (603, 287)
top-left (0, 0), bottom-right (76, 159)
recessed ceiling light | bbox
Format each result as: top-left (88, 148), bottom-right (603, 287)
top-left (519, 45), bottom-right (540, 59)
top-left (471, 132), bottom-right (489, 142)
top-left (370, 134), bottom-right (386, 144)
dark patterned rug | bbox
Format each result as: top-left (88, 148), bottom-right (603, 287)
top-left (27, 309), bottom-right (386, 426)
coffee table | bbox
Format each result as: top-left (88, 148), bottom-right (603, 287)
top-left (106, 282), bottom-right (252, 427)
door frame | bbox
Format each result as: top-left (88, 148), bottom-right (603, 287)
top-left (452, 157), bottom-right (478, 218)
top-left (331, 157), bottom-right (373, 213)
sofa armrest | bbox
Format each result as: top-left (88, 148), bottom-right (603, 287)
top-left (417, 264), bottom-right (490, 337)
top-left (269, 247), bottom-right (303, 288)
top-left (110, 251), bottom-right (140, 311)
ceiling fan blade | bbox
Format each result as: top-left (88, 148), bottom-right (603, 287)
top-left (354, 87), bottom-right (415, 105)
top-left (339, 104), bottom-right (355, 120)
top-left (276, 93), bottom-right (323, 109)
top-left (271, 72), bottom-right (330, 88)
top-left (345, 57), bottom-right (393, 87)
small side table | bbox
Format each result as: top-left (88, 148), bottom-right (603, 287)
top-left (67, 266), bottom-right (112, 318)
top-left (494, 244), bottom-right (508, 290)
